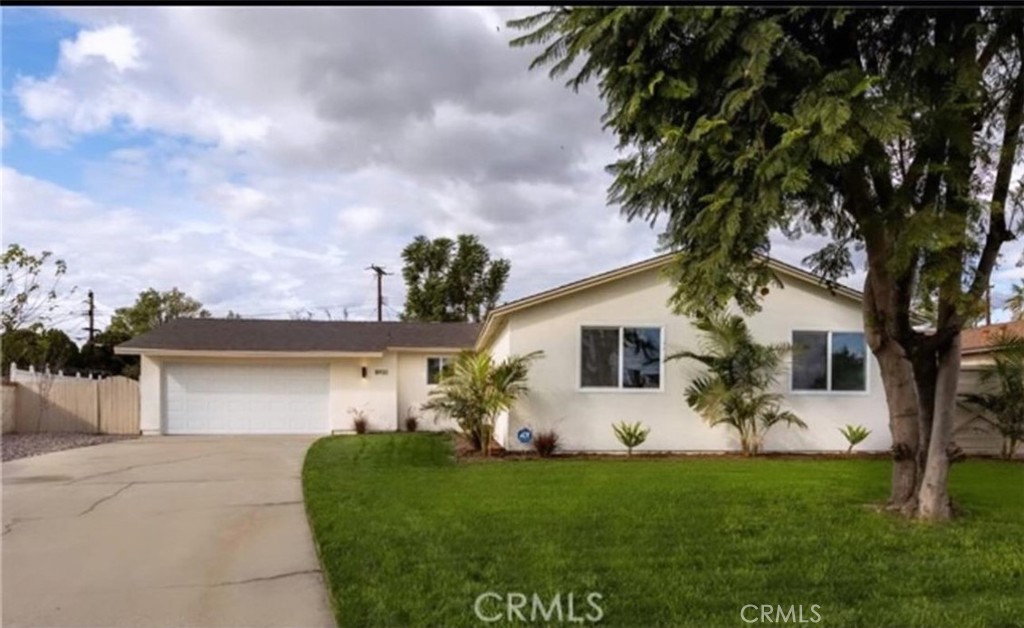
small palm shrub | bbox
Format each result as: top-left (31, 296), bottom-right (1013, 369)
top-left (348, 407), bottom-right (369, 434)
top-left (422, 349), bottom-right (543, 456)
top-left (668, 312), bottom-right (806, 456)
top-left (839, 424), bottom-right (871, 453)
top-left (612, 421), bottom-right (650, 456)
top-left (533, 430), bottom-right (560, 457)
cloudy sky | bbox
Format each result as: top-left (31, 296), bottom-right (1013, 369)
top-left (2, 7), bottom-right (1021, 343)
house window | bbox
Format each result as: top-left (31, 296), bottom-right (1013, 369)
top-left (426, 357), bottom-right (452, 385)
top-left (791, 331), bottom-right (867, 392)
top-left (580, 326), bottom-right (662, 390)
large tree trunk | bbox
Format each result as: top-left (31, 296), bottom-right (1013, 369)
top-left (862, 269), bottom-right (921, 511)
top-left (875, 344), bottom-right (920, 510)
top-left (902, 351), bottom-right (939, 514)
top-left (916, 333), bottom-right (962, 520)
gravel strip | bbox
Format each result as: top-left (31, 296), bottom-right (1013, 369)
top-left (2, 433), bottom-right (138, 462)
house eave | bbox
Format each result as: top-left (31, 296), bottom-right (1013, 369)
top-left (387, 346), bottom-right (471, 354)
top-left (113, 347), bottom-right (385, 359)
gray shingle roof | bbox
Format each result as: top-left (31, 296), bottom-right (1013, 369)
top-left (116, 318), bottom-right (481, 353)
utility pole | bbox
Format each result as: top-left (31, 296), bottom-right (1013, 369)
top-left (366, 265), bottom-right (392, 322)
top-left (84, 290), bottom-right (97, 343)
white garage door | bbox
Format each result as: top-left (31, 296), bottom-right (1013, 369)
top-left (164, 363), bottom-right (329, 434)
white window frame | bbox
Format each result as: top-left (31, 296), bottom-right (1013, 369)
top-left (426, 356), bottom-right (453, 386)
top-left (789, 329), bottom-right (870, 396)
top-left (577, 324), bottom-right (665, 393)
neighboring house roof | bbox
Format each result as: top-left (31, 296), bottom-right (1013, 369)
top-left (961, 320), bottom-right (1024, 355)
top-left (115, 318), bottom-right (481, 356)
top-left (476, 252), bottom-right (865, 349)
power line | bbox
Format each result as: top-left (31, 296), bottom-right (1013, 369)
top-left (384, 303), bottom-right (402, 321)
top-left (233, 303), bottom-right (356, 318)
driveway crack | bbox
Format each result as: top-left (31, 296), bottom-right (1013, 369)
top-left (162, 569), bottom-right (322, 589)
top-left (79, 482), bottom-right (135, 516)
top-left (72, 453), bottom-right (216, 483)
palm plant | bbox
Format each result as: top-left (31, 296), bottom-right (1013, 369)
top-left (839, 424), bottom-right (872, 453)
top-left (612, 421), bottom-right (650, 456)
top-left (422, 350), bottom-right (542, 456)
top-left (1005, 282), bottom-right (1024, 321)
top-left (959, 332), bottom-right (1024, 459)
top-left (668, 312), bottom-right (806, 456)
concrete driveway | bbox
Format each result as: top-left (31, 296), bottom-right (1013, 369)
top-left (2, 436), bottom-right (335, 628)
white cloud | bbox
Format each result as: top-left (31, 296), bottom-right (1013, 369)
top-left (337, 206), bottom-right (385, 237)
top-left (1, 167), bottom-right (379, 338)
top-left (15, 17), bottom-right (270, 149)
top-left (207, 183), bottom-right (278, 222)
top-left (59, 25), bottom-right (142, 72)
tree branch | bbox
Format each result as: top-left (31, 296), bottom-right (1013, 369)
top-left (865, 138), bottom-right (896, 212)
top-left (977, 11), bottom-right (1019, 73)
top-left (969, 50), bottom-right (1024, 302)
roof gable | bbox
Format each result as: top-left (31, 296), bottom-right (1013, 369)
top-left (476, 253), bottom-right (864, 348)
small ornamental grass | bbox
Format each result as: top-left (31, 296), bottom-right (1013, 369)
top-left (348, 407), bottom-right (369, 434)
top-left (532, 430), bottom-right (560, 457)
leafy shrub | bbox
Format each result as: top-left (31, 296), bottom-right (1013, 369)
top-left (612, 421), bottom-right (650, 456)
top-left (405, 416), bottom-right (419, 432)
top-left (533, 430), bottom-right (560, 457)
top-left (839, 424), bottom-right (871, 453)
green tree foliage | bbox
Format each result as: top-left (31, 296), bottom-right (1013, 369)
top-left (77, 329), bottom-right (136, 378)
top-left (669, 313), bottom-right (805, 455)
top-left (0, 244), bottom-right (75, 333)
top-left (1, 328), bottom-right (79, 376)
top-left (422, 350), bottom-right (542, 455)
top-left (401, 234), bottom-right (511, 322)
top-left (959, 332), bottom-right (1024, 459)
top-left (511, 7), bottom-right (1023, 519)
top-left (107, 287), bottom-right (211, 338)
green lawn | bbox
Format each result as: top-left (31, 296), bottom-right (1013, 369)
top-left (303, 434), bottom-right (1024, 628)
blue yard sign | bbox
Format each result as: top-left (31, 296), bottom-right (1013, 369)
top-left (516, 427), bottom-right (533, 444)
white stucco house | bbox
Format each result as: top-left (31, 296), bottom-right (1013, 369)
top-left (116, 320), bottom-right (479, 435)
top-left (117, 253), bottom-right (894, 453)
